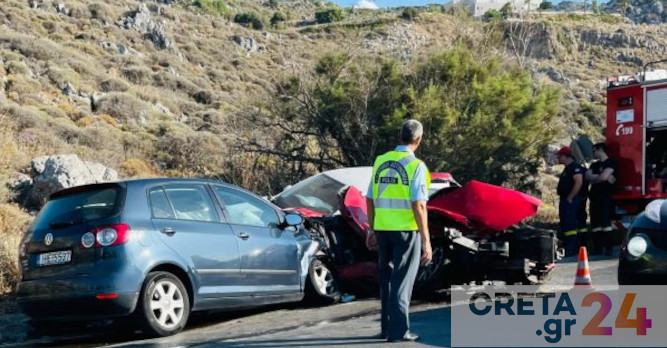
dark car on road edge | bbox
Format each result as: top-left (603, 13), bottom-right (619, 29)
top-left (17, 178), bottom-right (340, 337)
top-left (618, 199), bottom-right (667, 284)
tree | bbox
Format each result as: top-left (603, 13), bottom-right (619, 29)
top-left (245, 47), bottom-right (562, 191)
top-left (234, 12), bottom-right (267, 29)
top-left (618, 0), bottom-right (630, 17)
top-left (401, 7), bottom-right (420, 21)
top-left (591, 0), bottom-right (600, 14)
top-left (583, 0), bottom-right (589, 13)
top-left (539, 1), bottom-right (554, 10)
top-left (315, 7), bottom-right (345, 23)
top-left (271, 11), bottom-right (287, 27)
top-left (483, 9), bottom-right (502, 22)
top-left (268, 0), bottom-right (279, 8)
top-left (500, 2), bottom-right (513, 18)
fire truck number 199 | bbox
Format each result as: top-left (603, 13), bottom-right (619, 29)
top-left (616, 124), bottom-right (634, 136)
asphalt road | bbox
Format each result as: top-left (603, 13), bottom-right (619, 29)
top-left (5, 253), bottom-right (621, 348)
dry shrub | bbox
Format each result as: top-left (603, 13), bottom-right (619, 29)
top-left (0, 115), bottom-right (19, 174)
top-left (120, 158), bottom-right (155, 177)
top-left (58, 102), bottom-right (88, 122)
top-left (7, 35), bottom-right (62, 60)
top-left (156, 130), bottom-right (225, 175)
top-left (76, 115), bottom-right (94, 127)
top-left (99, 78), bottom-right (129, 92)
top-left (121, 66), bottom-right (153, 85)
top-left (5, 76), bottom-right (42, 104)
top-left (95, 92), bottom-right (150, 123)
top-left (88, 2), bottom-right (116, 22)
top-left (0, 204), bottom-right (32, 295)
top-left (67, 2), bottom-right (91, 18)
top-left (99, 114), bottom-right (118, 127)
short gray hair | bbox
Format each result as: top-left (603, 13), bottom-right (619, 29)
top-left (399, 119), bottom-right (423, 144)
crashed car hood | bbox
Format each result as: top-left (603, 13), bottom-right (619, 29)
top-left (427, 180), bottom-right (542, 231)
top-left (338, 180), bottom-right (541, 233)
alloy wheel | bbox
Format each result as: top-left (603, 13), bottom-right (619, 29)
top-left (149, 280), bottom-right (185, 329)
top-left (313, 263), bottom-right (335, 295)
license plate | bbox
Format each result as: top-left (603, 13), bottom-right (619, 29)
top-left (37, 250), bottom-right (72, 266)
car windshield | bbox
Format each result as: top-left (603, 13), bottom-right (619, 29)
top-left (273, 174), bottom-right (346, 215)
top-left (34, 185), bottom-right (123, 230)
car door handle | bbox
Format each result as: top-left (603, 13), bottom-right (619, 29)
top-left (161, 227), bottom-right (176, 236)
top-left (237, 232), bottom-right (250, 240)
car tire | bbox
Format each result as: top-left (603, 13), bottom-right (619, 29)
top-left (304, 258), bottom-right (340, 305)
top-left (136, 271), bottom-right (190, 337)
top-left (414, 241), bottom-right (448, 294)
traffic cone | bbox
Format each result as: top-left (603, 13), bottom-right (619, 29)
top-left (574, 246), bottom-right (593, 286)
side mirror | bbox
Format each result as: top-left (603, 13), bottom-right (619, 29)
top-left (284, 213), bottom-right (304, 227)
top-left (282, 185), bottom-right (292, 192)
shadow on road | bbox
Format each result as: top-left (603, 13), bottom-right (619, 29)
top-left (200, 307), bottom-right (451, 348)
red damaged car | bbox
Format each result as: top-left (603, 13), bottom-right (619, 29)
top-left (272, 167), bottom-right (561, 297)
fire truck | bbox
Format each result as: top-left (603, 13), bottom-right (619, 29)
top-left (605, 61), bottom-right (667, 229)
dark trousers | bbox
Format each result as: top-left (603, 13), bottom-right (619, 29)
top-left (559, 196), bottom-right (581, 257)
top-left (377, 231), bottom-right (421, 340)
top-left (590, 193), bottom-right (613, 254)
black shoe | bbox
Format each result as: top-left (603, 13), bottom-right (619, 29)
top-left (388, 332), bottom-right (420, 342)
top-left (371, 333), bottom-right (387, 339)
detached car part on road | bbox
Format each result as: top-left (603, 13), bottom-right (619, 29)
top-left (273, 167), bottom-right (562, 293)
top-left (618, 199), bottom-right (667, 284)
top-left (17, 179), bottom-right (340, 337)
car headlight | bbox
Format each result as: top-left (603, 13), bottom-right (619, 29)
top-left (645, 199), bottom-right (664, 224)
top-left (627, 235), bottom-right (648, 257)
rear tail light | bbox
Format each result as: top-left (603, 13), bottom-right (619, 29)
top-left (80, 224), bottom-right (131, 248)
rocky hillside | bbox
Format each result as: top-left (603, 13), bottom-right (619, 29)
top-left (0, 0), bottom-right (665, 298)
top-left (606, 0), bottom-right (667, 24)
top-left (0, 1), bottom-right (664, 196)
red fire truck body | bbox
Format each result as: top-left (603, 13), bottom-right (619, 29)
top-left (606, 68), bottom-right (667, 227)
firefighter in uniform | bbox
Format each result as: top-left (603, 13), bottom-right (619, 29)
top-left (557, 147), bottom-right (584, 257)
top-left (586, 143), bottom-right (617, 255)
top-left (365, 119), bottom-right (432, 343)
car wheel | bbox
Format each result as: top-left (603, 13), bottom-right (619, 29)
top-left (136, 271), bottom-right (190, 337)
top-left (304, 258), bottom-right (341, 305)
top-left (414, 241), bottom-right (448, 294)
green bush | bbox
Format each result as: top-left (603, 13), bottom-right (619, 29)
top-left (260, 46), bottom-right (561, 191)
top-left (234, 12), bottom-right (267, 30)
top-left (483, 9), bottom-right (502, 22)
top-left (315, 7), bottom-right (345, 24)
top-left (193, 0), bottom-right (231, 17)
top-left (401, 7), bottom-right (419, 21)
top-left (500, 2), bottom-right (513, 18)
top-left (271, 11), bottom-right (288, 27)
top-left (539, 1), bottom-right (554, 10)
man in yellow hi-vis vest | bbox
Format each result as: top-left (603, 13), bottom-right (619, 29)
top-left (365, 119), bottom-right (432, 343)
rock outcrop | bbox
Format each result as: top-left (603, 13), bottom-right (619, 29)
top-left (116, 4), bottom-right (172, 49)
top-left (10, 155), bottom-right (118, 209)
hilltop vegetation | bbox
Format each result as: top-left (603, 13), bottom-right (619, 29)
top-left (0, 0), bottom-right (667, 295)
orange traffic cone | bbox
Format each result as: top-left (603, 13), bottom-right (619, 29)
top-left (574, 246), bottom-right (593, 286)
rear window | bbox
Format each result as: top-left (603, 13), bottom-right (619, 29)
top-left (34, 185), bottom-right (123, 230)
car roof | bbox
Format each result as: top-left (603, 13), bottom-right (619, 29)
top-left (322, 167), bottom-right (373, 192)
top-left (49, 177), bottom-right (228, 199)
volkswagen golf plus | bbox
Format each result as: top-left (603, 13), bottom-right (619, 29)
top-left (17, 178), bottom-right (340, 337)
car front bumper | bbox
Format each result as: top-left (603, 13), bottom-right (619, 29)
top-left (618, 248), bottom-right (667, 285)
